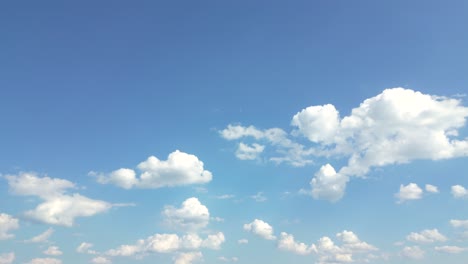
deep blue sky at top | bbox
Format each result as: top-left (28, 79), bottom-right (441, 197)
top-left (1, 0), bottom-right (467, 177)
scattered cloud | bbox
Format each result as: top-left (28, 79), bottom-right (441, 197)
top-left (400, 246), bottom-right (425, 259)
top-left (162, 197), bottom-right (210, 231)
top-left (243, 219), bottom-right (276, 240)
top-left (43, 246), bottom-right (62, 256)
top-left (250, 192), bottom-right (267, 202)
top-left (235, 142), bottom-right (265, 160)
top-left (215, 194), bottom-right (234, 200)
top-left (93, 150), bottom-right (212, 189)
top-left (425, 184), bottom-right (439, 193)
top-left (450, 219), bottom-right (468, 229)
top-left (221, 88), bottom-right (468, 201)
top-left (237, 239), bottom-right (248, 244)
top-left (309, 164), bottom-right (348, 202)
top-left (173, 252), bottom-right (202, 264)
top-left (90, 256), bottom-right (111, 264)
top-left (435, 245), bottom-right (467, 254)
top-left (406, 229), bottom-right (447, 243)
top-left (451, 185), bottom-right (468, 199)
top-left (26, 258), bottom-right (62, 264)
top-left (6, 173), bottom-right (111, 227)
top-left (277, 232), bottom-right (316, 255)
top-left (0, 214), bottom-right (19, 240)
top-left (76, 242), bottom-right (97, 254)
top-left (0, 252), bottom-right (14, 264)
top-left (218, 256), bottom-right (239, 262)
top-left (395, 183), bottom-right (423, 203)
top-left (25, 228), bottom-right (54, 243)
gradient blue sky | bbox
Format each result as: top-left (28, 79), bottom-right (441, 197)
top-left (1, 1), bottom-right (468, 264)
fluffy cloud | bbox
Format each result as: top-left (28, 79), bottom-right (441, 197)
top-left (243, 219), bottom-right (276, 240)
top-left (106, 232), bottom-right (224, 257)
top-left (406, 229), bottom-right (447, 243)
top-left (277, 232), bottom-right (316, 255)
top-left (94, 150), bottom-right (212, 189)
top-left (0, 252), bottom-right (14, 264)
top-left (435, 245), bottom-right (467, 254)
top-left (6, 173), bottom-right (111, 227)
top-left (24, 194), bottom-right (111, 227)
top-left (162, 197), bottom-right (210, 231)
top-left (235, 142), bottom-right (265, 160)
top-left (76, 242), bottom-right (96, 254)
top-left (451, 185), bottom-right (468, 198)
top-left (221, 88), bottom-right (468, 201)
top-left (0, 213), bottom-right (19, 240)
top-left (425, 184), bottom-right (439, 193)
top-left (450, 219), bottom-right (468, 229)
top-left (400, 246), bottom-right (425, 259)
top-left (173, 252), bottom-right (202, 264)
top-left (26, 258), bottom-right (62, 264)
top-left (43, 246), bottom-right (62, 256)
top-left (336, 230), bottom-right (378, 252)
top-left (91, 256), bottom-right (111, 264)
top-left (395, 183), bottom-right (423, 203)
top-left (25, 228), bottom-right (54, 243)
top-left (309, 164), bottom-right (348, 202)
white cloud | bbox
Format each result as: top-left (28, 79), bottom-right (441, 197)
top-left (400, 246), bottom-right (425, 259)
top-left (243, 219), bottom-right (276, 240)
top-left (250, 192), bottom-right (267, 202)
top-left (0, 213), bottom-right (19, 240)
top-left (6, 173), bottom-right (112, 227)
top-left (173, 252), bottom-right (202, 264)
top-left (5, 172), bottom-right (75, 199)
top-left (425, 184), bottom-right (439, 193)
top-left (406, 229), bottom-right (447, 243)
top-left (220, 125), bottom-right (314, 166)
top-left (24, 194), bottom-right (111, 227)
top-left (26, 258), bottom-right (62, 264)
top-left (218, 256), bottom-right (239, 262)
top-left (277, 232), bottom-right (316, 255)
top-left (395, 183), bottom-right (423, 203)
top-left (105, 232), bottom-right (225, 257)
top-left (91, 256), bottom-right (111, 264)
top-left (0, 252), bottom-right (14, 264)
top-left (237, 239), bottom-right (248, 244)
top-left (26, 228), bottom-right (54, 243)
top-left (162, 197), bottom-right (210, 231)
top-left (76, 242), bottom-right (97, 254)
top-left (221, 88), bottom-right (468, 201)
top-left (235, 142), bottom-right (265, 160)
top-left (310, 164), bottom-right (348, 202)
top-left (451, 185), bottom-right (468, 198)
top-left (216, 194), bottom-right (234, 200)
top-left (43, 246), bottom-right (62, 256)
top-left (450, 219), bottom-right (468, 229)
top-left (336, 230), bottom-right (378, 252)
top-left (435, 245), bottom-right (466, 254)
top-left (94, 150), bottom-right (212, 189)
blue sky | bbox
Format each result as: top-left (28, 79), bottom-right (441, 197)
top-left (1, 1), bottom-right (468, 264)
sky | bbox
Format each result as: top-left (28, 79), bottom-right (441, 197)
top-left (1, 1), bottom-right (468, 264)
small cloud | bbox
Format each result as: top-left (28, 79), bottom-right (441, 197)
top-left (395, 183), bottom-right (423, 203)
top-left (237, 239), bottom-right (248, 244)
top-left (25, 228), bottom-right (54, 243)
top-left (425, 184), bottom-right (439, 193)
top-left (215, 194), bottom-right (235, 200)
top-left (451, 185), bottom-right (468, 199)
top-left (251, 192), bottom-right (267, 202)
top-left (243, 219), bottom-right (276, 240)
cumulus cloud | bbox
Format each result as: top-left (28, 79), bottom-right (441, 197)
top-left (336, 230), bottom-right (378, 252)
top-left (243, 219), bottom-right (276, 240)
top-left (450, 219), bottom-right (468, 229)
top-left (162, 197), bottom-right (210, 231)
top-left (235, 142), bottom-right (265, 160)
top-left (221, 88), bottom-right (468, 201)
top-left (26, 258), bottom-right (62, 264)
top-left (91, 256), bottom-right (111, 264)
top-left (6, 173), bottom-right (111, 227)
top-left (451, 185), bottom-right (468, 198)
top-left (309, 164), bottom-right (348, 202)
top-left (0, 213), bottom-right (19, 240)
top-left (93, 150), bottom-right (212, 189)
top-left (435, 245), bottom-right (467, 254)
top-left (25, 228), bottom-right (54, 243)
top-left (105, 232), bottom-right (224, 257)
top-left (425, 184), bottom-right (439, 193)
top-left (173, 252), bottom-right (202, 264)
top-left (76, 242), bottom-right (97, 254)
top-left (400, 246), bottom-right (425, 259)
top-left (0, 252), bottom-right (14, 264)
top-left (406, 229), bottom-right (447, 243)
top-left (277, 232), bottom-right (316, 255)
top-left (43, 246), bottom-right (62, 256)
top-left (395, 183), bottom-right (423, 203)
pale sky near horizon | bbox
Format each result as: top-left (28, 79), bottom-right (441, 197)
top-left (1, 1), bottom-right (468, 264)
